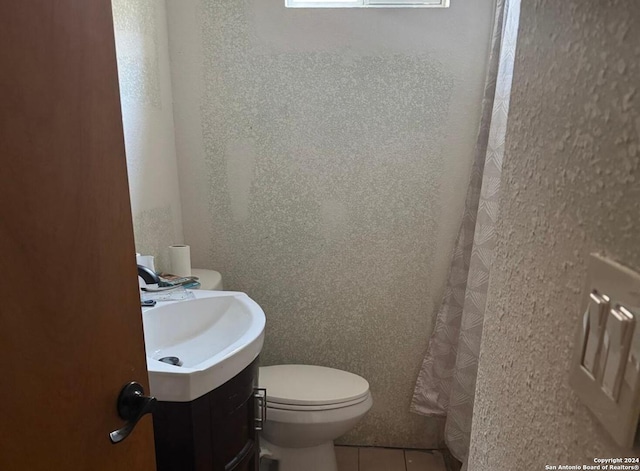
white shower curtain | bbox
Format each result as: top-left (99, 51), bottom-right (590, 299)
top-left (410, 0), bottom-right (520, 465)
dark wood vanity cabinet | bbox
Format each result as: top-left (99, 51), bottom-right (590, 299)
top-left (152, 358), bottom-right (261, 471)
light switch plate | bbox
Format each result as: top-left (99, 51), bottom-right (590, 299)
top-left (569, 254), bottom-right (640, 449)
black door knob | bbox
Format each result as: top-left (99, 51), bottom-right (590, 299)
top-left (109, 382), bottom-right (156, 444)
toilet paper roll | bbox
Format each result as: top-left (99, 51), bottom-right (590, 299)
top-left (169, 245), bottom-right (191, 277)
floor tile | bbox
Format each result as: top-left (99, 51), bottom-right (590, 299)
top-left (359, 447), bottom-right (406, 471)
top-left (335, 446), bottom-right (359, 471)
top-left (405, 450), bottom-right (446, 471)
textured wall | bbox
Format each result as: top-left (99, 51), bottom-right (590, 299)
top-left (167, 0), bottom-right (494, 447)
top-left (112, 0), bottom-right (184, 271)
top-left (469, 0), bottom-right (640, 467)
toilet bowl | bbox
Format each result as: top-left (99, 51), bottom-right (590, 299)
top-left (259, 365), bottom-right (373, 471)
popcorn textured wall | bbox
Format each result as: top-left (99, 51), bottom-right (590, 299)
top-left (112, 0), bottom-right (184, 270)
top-left (167, 0), bottom-right (495, 447)
top-left (469, 0), bottom-right (640, 467)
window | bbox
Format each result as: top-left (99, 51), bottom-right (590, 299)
top-left (286, 0), bottom-right (449, 8)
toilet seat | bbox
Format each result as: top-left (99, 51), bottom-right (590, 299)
top-left (259, 365), bottom-right (370, 409)
top-left (266, 394), bottom-right (370, 411)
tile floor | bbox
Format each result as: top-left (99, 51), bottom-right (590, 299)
top-left (335, 446), bottom-right (447, 471)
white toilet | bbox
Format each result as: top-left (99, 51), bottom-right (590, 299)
top-left (259, 365), bottom-right (373, 471)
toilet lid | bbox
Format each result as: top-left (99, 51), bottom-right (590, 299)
top-left (259, 365), bottom-right (370, 407)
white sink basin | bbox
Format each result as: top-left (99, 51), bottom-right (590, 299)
top-left (142, 290), bottom-right (265, 402)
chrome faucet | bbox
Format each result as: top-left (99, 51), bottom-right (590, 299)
top-left (137, 264), bottom-right (160, 285)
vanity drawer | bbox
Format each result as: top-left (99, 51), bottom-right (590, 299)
top-left (210, 360), bottom-right (258, 418)
top-left (211, 396), bottom-right (254, 467)
top-left (153, 358), bottom-right (261, 471)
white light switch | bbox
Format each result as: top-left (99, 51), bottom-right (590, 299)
top-left (601, 306), bottom-right (635, 400)
top-left (581, 292), bottom-right (609, 376)
top-left (569, 254), bottom-right (640, 450)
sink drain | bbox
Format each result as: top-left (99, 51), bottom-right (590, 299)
top-left (159, 356), bottom-right (182, 366)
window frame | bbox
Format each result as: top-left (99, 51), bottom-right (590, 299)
top-left (285, 0), bottom-right (449, 8)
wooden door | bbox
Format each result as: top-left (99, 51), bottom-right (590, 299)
top-left (0, 0), bottom-right (156, 469)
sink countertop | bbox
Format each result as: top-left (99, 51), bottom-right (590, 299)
top-left (142, 290), bottom-right (265, 402)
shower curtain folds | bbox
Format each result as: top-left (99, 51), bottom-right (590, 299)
top-left (410, 0), bottom-right (521, 465)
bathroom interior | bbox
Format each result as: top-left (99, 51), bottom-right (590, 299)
top-left (113, 0), bottom-right (640, 471)
top-left (1, 0), bottom-right (639, 470)
top-left (116, 0), bottom-right (499, 468)
top-left (114, 0), bottom-right (640, 469)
